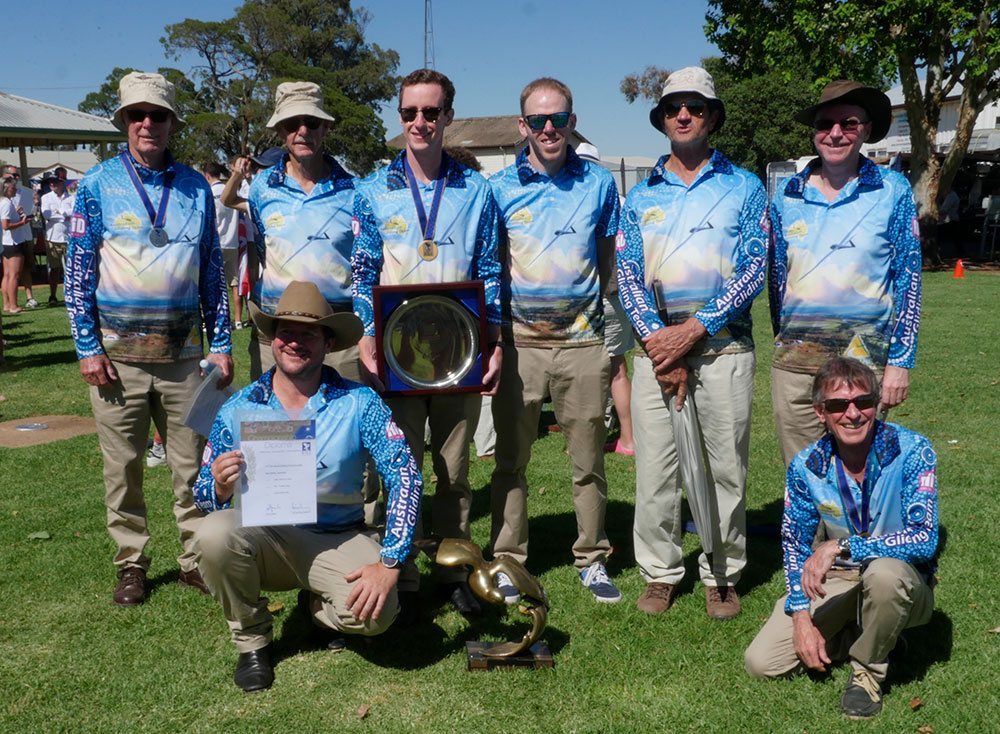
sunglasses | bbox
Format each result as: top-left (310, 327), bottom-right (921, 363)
top-left (822, 393), bottom-right (878, 414)
top-left (125, 108), bottom-right (171, 124)
top-left (662, 100), bottom-right (708, 119)
top-left (814, 117), bottom-right (868, 133)
top-left (281, 116), bottom-right (322, 131)
top-left (522, 112), bottom-right (571, 130)
top-left (398, 106), bottom-right (444, 123)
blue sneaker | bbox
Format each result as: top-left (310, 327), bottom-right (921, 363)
top-left (494, 572), bottom-right (520, 604)
top-left (579, 562), bottom-right (622, 603)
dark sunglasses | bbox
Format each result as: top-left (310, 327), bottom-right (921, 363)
top-left (398, 106), bottom-right (443, 123)
top-left (281, 116), bottom-right (322, 131)
top-left (523, 112), bottom-right (571, 130)
top-left (662, 100), bottom-right (708, 119)
top-left (822, 393), bottom-right (878, 414)
top-left (125, 108), bottom-right (171, 124)
top-left (814, 117), bottom-right (868, 133)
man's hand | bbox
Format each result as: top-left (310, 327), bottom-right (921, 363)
top-left (358, 335), bottom-right (385, 391)
top-left (653, 357), bottom-right (689, 410)
top-left (880, 365), bottom-right (909, 410)
top-left (211, 449), bottom-right (244, 504)
top-left (801, 539), bottom-right (841, 601)
top-left (204, 352), bottom-right (234, 388)
top-left (344, 561), bottom-right (401, 622)
top-left (792, 611), bottom-right (831, 672)
top-left (79, 354), bottom-right (118, 387)
top-left (643, 317), bottom-right (706, 370)
top-left (481, 343), bottom-right (503, 395)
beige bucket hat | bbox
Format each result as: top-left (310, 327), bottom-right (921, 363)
top-left (266, 82), bottom-right (336, 131)
top-left (111, 72), bottom-right (186, 132)
top-left (649, 66), bottom-right (726, 134)
top-left (249, 281), bottom-right (362, 351)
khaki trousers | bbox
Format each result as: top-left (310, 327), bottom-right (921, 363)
top-left (386, 391), bottom-right (481, 585)
top-left (194, 509), bottom-right (395, 652)
top-left (491, 344), bottom-right (611, 570)
top-left (771, 367), bottom-right (826, 467)
top-left (744, 558), bottom-right (934, 682)
top-left (632, 351), bottom-right (755, 587)
top-left (89, 358), bottom-right (205, 573)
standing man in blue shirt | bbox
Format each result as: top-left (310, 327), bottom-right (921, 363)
top-left (745, 358), bottom-right (937, 719)
top-left (769, 81), bottom-right (921, 467)
top-left (220, 82), bottom-right (362, 382)
top-left (618, 67), bottom-right (767, 619)
top-left (352, 69), bottom-right (503, 619)
top-left (489, 78), bottom-right (622, 602)
top-left (65, 71), bottom-right (233, 606)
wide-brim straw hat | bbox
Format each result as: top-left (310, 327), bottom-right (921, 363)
top-left (266, 81), bottom-right (336, 131)
top-left (111, 72), bottom-right (186, 133)
top-left (649, 66), bottom-right (726, 135)
top-left (794, 80), bottom-right (892, 144)
top-left (249, 281), bottom-right (362, 351)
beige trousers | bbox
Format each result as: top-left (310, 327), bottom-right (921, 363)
top-left (386, 391), bottom-right (481, 586)
top-left (631, 351), bottom-right (755, 587)
top-left (490, 344), bottom-right (611, 570)
top-left (744, 558), bottom-right (934, 682)
top-left (89, 358), bottom-right (205, 573)
top-left (771, 367), bottom-right (826, 467)
top-left (194, 508), bottom-right (395, 652)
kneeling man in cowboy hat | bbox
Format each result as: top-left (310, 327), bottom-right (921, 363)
top-left (192, 280), bottom-right (423, 692)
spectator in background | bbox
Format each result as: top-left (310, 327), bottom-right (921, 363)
top-left (2, 176), bottom-right (31, 313)
top-left (40, 169), bottom-right (73, 305)
top-left (2, 165), bottom-right (38, 309)
top-left (203, 161), bottom-right (243, 327)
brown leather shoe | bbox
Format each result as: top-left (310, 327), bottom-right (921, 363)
top-left (178, 568), bottom-right (210, 595)
top-left (113, 566), bottom-right (146, 606)
top-left (705, 585), bottom-right (741, 619)
top-left (636, 582), bottom-right (676, 614)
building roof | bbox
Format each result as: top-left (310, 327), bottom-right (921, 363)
top-left (387, 115), bottom-right (591, 150)
top-left (0, 92), bottom-right (124, 146)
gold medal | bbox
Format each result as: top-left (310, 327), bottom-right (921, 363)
top-left (419, 238), bottom-right (438, 261)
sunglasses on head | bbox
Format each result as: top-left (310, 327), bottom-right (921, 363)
top-left (822, 393), bottom-right (878, 413)
top-left (662, 100), bottom-right (708, 119)
top-left (522, 112), bottom-right (571, 130)
top-left (125, 108), bottom-right (171, 124)
top-left (814, 117), bottom-right (868, 133)
top-left (281, 116), bottom-right (322, 131)
top-left (398, 106), bottom-right (444, 123)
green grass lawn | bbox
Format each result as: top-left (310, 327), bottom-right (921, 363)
top-left (1, 272), bottom-right (997, 733)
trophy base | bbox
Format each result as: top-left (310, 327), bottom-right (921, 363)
top-left (466, 640), bottom-right (554, 671)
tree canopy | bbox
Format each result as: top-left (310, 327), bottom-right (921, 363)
top-left (80, 0), bottom-right (400, 174)
top-left (705, 0), bottom-right (1000, 263)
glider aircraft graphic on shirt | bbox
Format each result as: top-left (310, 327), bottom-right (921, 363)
top-left (278, 203), bottom-right (350, 272)
top-left (795, 199), bottom-right (880, 283)
top-left (135, 207), bottom-right (200, 276)
top-left (526, 192), bottom-right (588, 268)
top-left (655, 183), bottom-right (736, 270)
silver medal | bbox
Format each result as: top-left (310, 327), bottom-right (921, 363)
top-left (149, 226), bottom-right (169, 246)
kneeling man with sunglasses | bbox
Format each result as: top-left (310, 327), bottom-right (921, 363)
top-left (745, 357), bottom-right (938, 720)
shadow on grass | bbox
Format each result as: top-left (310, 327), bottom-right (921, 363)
top-left (886, 610), bottom-right (953, 689)
top-left (1, 348), bottom-right (80, 371)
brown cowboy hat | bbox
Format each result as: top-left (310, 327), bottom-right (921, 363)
top-left (794, 80), bottom-right (892, 144)
top-left (248, 280), bottom-right (362, 351)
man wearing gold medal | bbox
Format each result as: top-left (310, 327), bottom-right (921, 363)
top-left (352, 68), bottom-right (503, 620)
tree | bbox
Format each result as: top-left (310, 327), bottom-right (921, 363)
top-left (619, 59), bottom-right (815, 181)
top-left (705, 0), bottom-right (1000, 265)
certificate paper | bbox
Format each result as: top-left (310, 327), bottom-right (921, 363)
top-left (239, 418), bottom-right (317, 527)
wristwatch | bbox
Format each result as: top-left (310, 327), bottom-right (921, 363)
top-left (837, 537), bottom-right (851, 557)
top-left (379, 554), bottom-right (401, 569)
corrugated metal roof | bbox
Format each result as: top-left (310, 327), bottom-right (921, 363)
top-left (387, 115), bottom-right (590, 150)
top-left (0, 92), bottom-right (123, 143)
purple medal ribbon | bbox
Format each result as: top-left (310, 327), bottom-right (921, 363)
top-left (120, 152), bottom-right (174, 243)
top-left (403, 155), bottom-right (447, 244)
top-left (833, 452), bottom-right (873, 536)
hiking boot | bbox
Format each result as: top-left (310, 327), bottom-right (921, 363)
top-left (636, 582), bottom-right (676, 614)
top-left (705, 585), bottom-right (741, 619)
top-left (840, 668), bottom-right (883, 719)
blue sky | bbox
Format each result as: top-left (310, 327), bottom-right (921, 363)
top-left (5, 0), bottom-right (719, 160)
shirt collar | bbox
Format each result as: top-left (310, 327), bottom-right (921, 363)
top-left (783, 155), bottom-right (884, 197)
top-left (649, 149), bottom-right (732, 185)
top-left (385, 150), bottom-right (468, 191)
top-left (265, 153), bottom-right (354, 193)
top-left (515, 145), bottom-right (585, 184)
top-left (803, 420), bottom-right (901, 480)
top-left (247, 365), bottom-right (349, 406)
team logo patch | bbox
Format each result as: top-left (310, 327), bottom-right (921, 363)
top-left (265, 212), bottom-right (285, 229)
top-left (917, 469), bottom-right (936, 492)
top-left (759, 206), bottom-right (771, 234)
top-left (817, 500), bottom-right (842, 518)
top-left (383, 215), bottom-right (408, 235)
top-left (386, 420), bottom-right (405, 441)
top-left (786, 220), bottom-right (808, 240)
top-left (69, 212), bottom-right (87, 238)
top-left (510, 207), bottom-right (533, 226)
top-left (911, 217), bottom-right (920, 238)
top-left (201, 441), bottom-right (213, 465)
top-left (351, 215), bottom-right (360, 237)
top-left (843, 334), bottom-right (872, 361)
top-left (113, 212), bottom-right (142, 232)
top-left (641, 207), bottom-right (665, 226)
top-left (615, 230), bottom-right (625, 252)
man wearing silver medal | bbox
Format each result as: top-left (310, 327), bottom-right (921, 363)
top-left (352, 69), bottom-right (503, 621)
top-left (65, 71), bottom-right (233, 607)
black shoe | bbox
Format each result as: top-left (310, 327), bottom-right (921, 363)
top-left (234, 646), bottom-right (274, 692)
top-left (296, 588), bottom-right (347, 651)
top-left (443, 581), bottom-right (481, 617)
top-left (840, 668), bottom-right (883, 719)
top-left (395, 590), bottom-right (420, 629)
